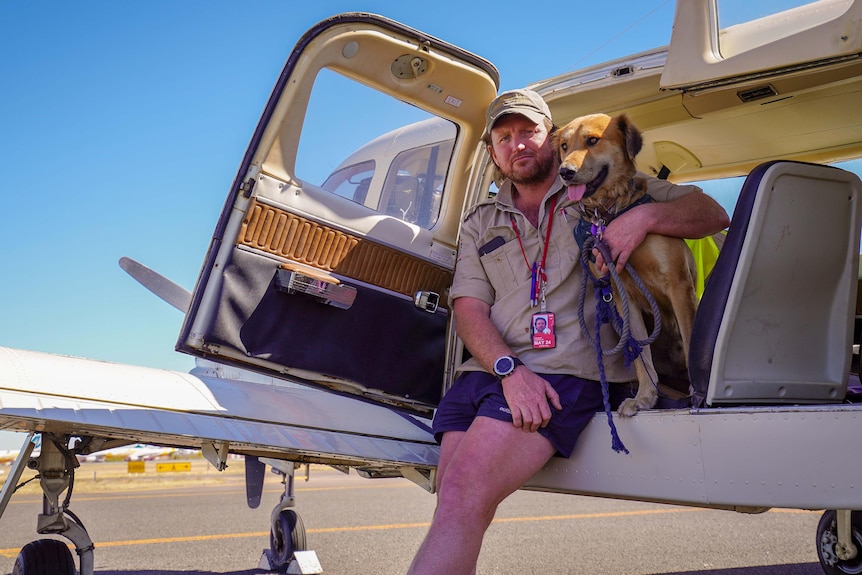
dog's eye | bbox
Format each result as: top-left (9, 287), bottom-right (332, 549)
top-left (560, 142), bottom-right (568, 152)
top-left (586, 136), bottom-right (599, 146)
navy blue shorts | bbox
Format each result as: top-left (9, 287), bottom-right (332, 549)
top-left (432, 371), bottom-right (636, 458)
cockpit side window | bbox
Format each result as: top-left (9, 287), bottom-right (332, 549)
top-left (321, 160), bottom-right (375, 204)
top-left (380, 140), bottom-right (454, 228)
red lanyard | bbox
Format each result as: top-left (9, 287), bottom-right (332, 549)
top-left (509, 195), bottom-right (557, 308)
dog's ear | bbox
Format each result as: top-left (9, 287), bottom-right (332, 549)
top-left (615, 114), bottom-right (643, 161)
top-left (550, 127), bottom-right (561, 159)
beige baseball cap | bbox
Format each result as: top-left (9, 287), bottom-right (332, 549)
top-left (482, 89), bottom-right (553, 140)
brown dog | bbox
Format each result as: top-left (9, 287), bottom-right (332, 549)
top-left (554, 113), bottom-right (697, 416)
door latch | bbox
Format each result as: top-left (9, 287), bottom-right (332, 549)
top-left (414, 291), bottom-right (440, 314)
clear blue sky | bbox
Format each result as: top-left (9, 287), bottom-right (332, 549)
top-left (0, 1), bottom-right (806, 449)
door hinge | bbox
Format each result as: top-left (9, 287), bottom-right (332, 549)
top-left (240, 177), bottom-right (256, 198)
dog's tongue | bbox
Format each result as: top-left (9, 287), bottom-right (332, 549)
top-left (567, 184), bottom-right (587, 202)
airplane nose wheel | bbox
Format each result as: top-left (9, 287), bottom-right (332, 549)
top-left (12, 538), bottom-right (76, 575)
top-left (817, 510), bottom-right (862, 575)
top-left (269, 509), bottom-right (307, 569)
top-left (258, 460), bottom-right (319, 573)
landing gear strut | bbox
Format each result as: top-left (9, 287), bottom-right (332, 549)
top-left (0, 433), bottom-right (95, 575)
top-left (256, 459), bottom-right (321, 574)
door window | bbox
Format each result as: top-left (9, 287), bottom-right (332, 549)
top-left (298, 68), bottom-right (457, 230)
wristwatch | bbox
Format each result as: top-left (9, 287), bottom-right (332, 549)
top-left (493, 355), bottom-right (523, 380)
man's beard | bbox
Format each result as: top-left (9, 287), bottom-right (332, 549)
top-left (502, 150), bottom-right (557, 186)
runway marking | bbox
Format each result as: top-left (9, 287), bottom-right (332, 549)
top-left (494, 507), bottom-right (700, 523)
top-left (771, 508), bottom-right (820, 514)
top-left (5, 482), bottom-right (413, 504)
top-left (0, 506), bottom-right (821, 557)
top-left (0, 507), bottom-right (726, 556)
top-left (308, 508), bottom-right (704, 533)
top-left (3, 509), bottom-right (693, 556)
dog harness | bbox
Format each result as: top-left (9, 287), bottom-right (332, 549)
top-left (572, 193), bottom-right (654, 256)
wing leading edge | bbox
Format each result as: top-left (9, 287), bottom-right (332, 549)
top-left (0, 346), bottom-right (438, 471)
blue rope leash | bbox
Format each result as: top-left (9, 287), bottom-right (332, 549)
top-left (591, 287), bottom-right (630, 455)
top-left (577, 232), bottom-right (664, 455)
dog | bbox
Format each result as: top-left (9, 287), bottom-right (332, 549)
top-left (554, 113), bottom-right (697, 417)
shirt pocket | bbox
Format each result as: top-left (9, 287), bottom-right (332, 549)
top-left (478, 227), bottom-right (526, 296)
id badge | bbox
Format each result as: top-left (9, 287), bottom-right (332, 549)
top-left (531, 312), bottom-right (556, 349)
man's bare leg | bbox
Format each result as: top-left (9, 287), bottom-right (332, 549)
top-left (407, 416), bottom-right (556, 575)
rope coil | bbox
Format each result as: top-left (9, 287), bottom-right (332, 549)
top-left (577, 235), bottom-right (663, 455)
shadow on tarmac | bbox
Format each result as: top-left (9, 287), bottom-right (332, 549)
top-left (666, 563), bottom-right (824, 575)
top-left (92, 562), bottom-right (826, 575)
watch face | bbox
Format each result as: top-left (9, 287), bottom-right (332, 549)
top-left (494, 356), bottom-right (515, 376)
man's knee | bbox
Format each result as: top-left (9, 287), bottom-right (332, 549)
top-left (436, 467), bottom-right (499, 520)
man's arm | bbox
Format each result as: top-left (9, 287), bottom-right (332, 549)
top-left (596, 190), bottom-right (730, 273)
top-left (453, 296), bottom-right (562, 432)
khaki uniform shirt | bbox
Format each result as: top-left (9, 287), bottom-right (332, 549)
top-left (450, 174), bottom-right (699, 381)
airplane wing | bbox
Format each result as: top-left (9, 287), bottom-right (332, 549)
top-left (0, 343), bottom-right (436, 575)
top-left (0, 346), bottom-right (437, 472)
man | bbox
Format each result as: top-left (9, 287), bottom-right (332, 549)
top-left (407, 89), bottom-right (730, 575)
top-left (533, 315), bottom-right (551, 334)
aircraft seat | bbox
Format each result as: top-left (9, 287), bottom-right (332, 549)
top-left (384, 175), bottom-right (420, 223)
top-left (688, 161), bottom-right (862, 407)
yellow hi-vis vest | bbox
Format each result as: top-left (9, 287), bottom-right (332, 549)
top-left (685, 232), bottom-right (726, 300)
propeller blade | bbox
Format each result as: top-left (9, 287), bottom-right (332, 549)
top-left (119, 257), bottom-right (192, 313)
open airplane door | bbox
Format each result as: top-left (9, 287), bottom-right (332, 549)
top-left (660, 0), bottom-right (862, 121)
top-left (178, 13), bottom-right (499, 416)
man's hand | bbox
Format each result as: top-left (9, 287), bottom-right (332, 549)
top-left (451, 297), bottom-right (562, 432)
top-left (501, 368), bottom-right (562, 432)
top-left (592, 208), bottom-right (648, 274)
top-left (593, 188), bottom-right (731, 274)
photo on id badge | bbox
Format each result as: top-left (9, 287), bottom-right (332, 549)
top-left (531, 312), bottom-right (555, 348)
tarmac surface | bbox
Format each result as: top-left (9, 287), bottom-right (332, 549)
top-left (0, 458), bottom-right (830, 575)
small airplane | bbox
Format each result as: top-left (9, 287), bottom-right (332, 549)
top-left (2, 2), bottom-right (862, 574)
top-left (74, 443), bottom-right (177, 463)
top-left (0, 435), bottom-right (40, 466)
top-left (0, 450), bottom-right (20, 466)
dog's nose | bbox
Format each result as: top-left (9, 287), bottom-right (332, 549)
top-left (559, 166), bottom-right (577, 182)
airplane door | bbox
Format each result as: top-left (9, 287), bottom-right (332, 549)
top-left (661, 0), bottom-right (862, 117)
top-left (178, 13), bottom-right (499, 415)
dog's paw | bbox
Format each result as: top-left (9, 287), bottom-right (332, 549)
top-left (617, 395), bottom-right (655, 418)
